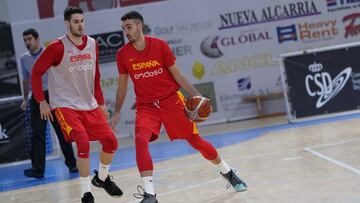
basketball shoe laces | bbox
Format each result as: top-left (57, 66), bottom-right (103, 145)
top-left (224, 169), bottom-right (242, 189)
top-left (133, 185), bottom-right (148, 199)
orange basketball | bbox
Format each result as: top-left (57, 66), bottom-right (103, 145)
top-left (185, 96), bottom-right (213, 122)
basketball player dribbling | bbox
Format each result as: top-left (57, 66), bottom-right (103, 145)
top-left (111, 11), bottom-right (247, 203)
top-left (31, 6), bottom-right (123, 203)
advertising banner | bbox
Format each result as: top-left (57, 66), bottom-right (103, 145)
top-left (282, 43), bottom-right (360, 120)
top-left (9, 0), bottom-right (360, 137)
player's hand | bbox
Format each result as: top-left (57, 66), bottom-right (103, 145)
top-left (21, 100), bottom-right (27, 111)
top-left (99, 104), bottom-right (110, 119)
top-left (39, 101), bottom-right (53, 121)
top-left (111, 111), bottom-right (120, 131)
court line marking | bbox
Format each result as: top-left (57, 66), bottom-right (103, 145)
top-left (4, 138), bottom-right (357, 195)
top-left (3, 138), bottom-right (359, 198)
top-left (304, 147), bottom-right (360, 176)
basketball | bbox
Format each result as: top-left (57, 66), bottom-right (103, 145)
top-left (185, 96), bottom-right (213, 122)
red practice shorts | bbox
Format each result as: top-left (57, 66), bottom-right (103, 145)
top-left (135, 91), bottom-right (198, 141)
top-left (54, 107), bottom-right (115, 142)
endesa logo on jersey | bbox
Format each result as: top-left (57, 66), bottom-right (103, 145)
top-left (305, 62), bottom-right (351, 108)
top-left (134, 68), bottom-right (163, 79)
top-left (132, 60), bottom-right (164, 79)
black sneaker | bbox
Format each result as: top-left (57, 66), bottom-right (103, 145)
top-left (81, 192), bottom-right (94, 203)
top-left (91, 170), bottom-right (123, 197)
top-left (133, 185), bottom-right (158, 203)
top-left (221, 169), bottom-right (247, 192)
top-left (24, 169), bottom-right (44, 179)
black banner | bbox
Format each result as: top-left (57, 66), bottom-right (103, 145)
top-left (0, 100), bottom-right (30, 164)
top-left (0, 22), bottom-right (21, 98)
top-left (284, 45), bottom-right (360, 118)
top-left (91, 31), bottom-right (125, 64)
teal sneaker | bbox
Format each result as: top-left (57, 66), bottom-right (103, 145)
top-left (221, 169), bottom-right (247, 192)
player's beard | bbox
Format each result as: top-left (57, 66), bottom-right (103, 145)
top-left (70, 25), bottom-right (84, 37)
top-left (127, 30), bottom-right (140, 44)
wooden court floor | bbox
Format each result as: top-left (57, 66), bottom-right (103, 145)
top-left (1, 116), bottom-right (360, 203)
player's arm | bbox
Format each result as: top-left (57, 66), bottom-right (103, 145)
top-left (111, 50), bottom-right (129, 129)
top-left (161, 39), bottom-right (201, 97)
top-left (93, 43), bottom-right (109, 118)
top-left (20, 57), bottom-right (30, 111)
top-left (168, 64), bottom-right (201, 97)
top-left (111, 73), bottom-right (129, 129)
top-left (31, 41), bottom-right (63, 121)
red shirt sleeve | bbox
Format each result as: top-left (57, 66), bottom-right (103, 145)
top-left (94, 43), bottom-right (105, 105)
top-left (31, 40), bottom-right (64, 102)
top-left (160, 40), bottom-right (176, 68)
top-left (116, 48), bottom-right (128, 74)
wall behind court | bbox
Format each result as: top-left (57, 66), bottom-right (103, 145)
top-left (10, 0), bottom-right (360, 137)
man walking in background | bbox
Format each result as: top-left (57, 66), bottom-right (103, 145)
top-left (21, 28), bottom-right (78, 179)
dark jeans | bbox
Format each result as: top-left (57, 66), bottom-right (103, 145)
top-left (30, 91), bottom-right (76, 173)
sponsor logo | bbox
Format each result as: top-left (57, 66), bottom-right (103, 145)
top-left (0, 124), bottom-right (10, 144)
top-left (201, 31), bottom-right (271, 58)
top-left (68, 64), bottom-right (94, 72)
top-left (201, 36), bottom-right (224, 58)
top-left (305, 62), bottom-right (352, 108)
top-left (153, 21), bottom-right (212, 36)
top-left (70, 53), bottom-right (92, 62)
top-left (134, 68), bottom-right (164, 79)
top-left (91, 31), bottom-right (125, 64)
top-left (277, 25), bottom-right (298, 43)
top-left (192, 61), bottom-right (205, 80)
top-left (237, 77), bottom-right (251, 91)
top-left (327, 0), bottom-right (360, 12)
top-left (343, 13), bottom-right (360, 38)
top-left (167, 39), bottom-right (193, 57)
top-left (277, 19), bottom-right (339, 43)
top-left (211, 53), bottom-right (277, 75)
top-left (132, 60), bottom-right (161, 71)
top-left (219, 1), bottom-right (320, 30)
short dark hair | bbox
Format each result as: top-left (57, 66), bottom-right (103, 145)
top-left (22, 28), bottom-right (39, 39)
top-left (64, 6), bottom-right (83, 21)
top-left (121, 11), bottom-right (143, 23)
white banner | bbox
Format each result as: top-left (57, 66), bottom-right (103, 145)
top-left (11, 0), bottom-right (360, 137)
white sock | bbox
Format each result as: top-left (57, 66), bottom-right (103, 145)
top-left (80, 176), bottom-right (91, 195)
top-left (142, 176), bottom-right (155, 195)
top-left (99, 163), bottom-right (110, 181)
top-left (217, 158), bottom-right (231, 174)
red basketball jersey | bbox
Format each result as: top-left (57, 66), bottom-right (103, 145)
top-left (116, 36), bottom-right (180, 103)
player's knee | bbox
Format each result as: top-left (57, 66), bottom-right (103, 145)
top-left (186, 135), bottom-right (202, 150)
top-left (101, 135), bottom-right (118, 154)
top-left (135, 128), bottom-right (152, 146)
top-left (72, 131), bottom-right (90, 158)
top-left (76, 140), bottom-right (90, 158)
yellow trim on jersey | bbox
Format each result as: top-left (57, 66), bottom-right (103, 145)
top-left (176, 91), bottom-right (199, 134)
top-left (54, 109), bottom-right (73, 136)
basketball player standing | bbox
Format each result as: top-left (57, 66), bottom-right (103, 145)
top-left (31, 6), bottom-right (123, 203)
top-left (112, 11), bottom-right (247, 203)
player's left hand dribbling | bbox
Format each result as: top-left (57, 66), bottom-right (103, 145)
top-left (39, 101), bottom-right (53, 121)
